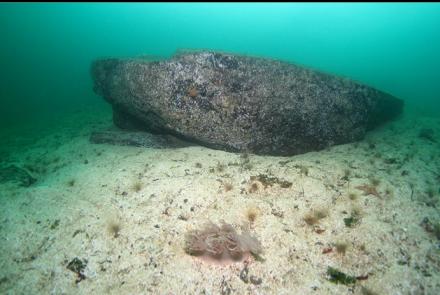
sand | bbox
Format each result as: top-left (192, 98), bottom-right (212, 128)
top-left (0, 105), bottom-right (439, 295)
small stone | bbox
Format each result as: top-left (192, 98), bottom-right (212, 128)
top-left (239, 265), bottom-right (249, 283)
top-left (271, 208), bottom-right (284, 218)
top-left (249, 275), bottom-right (262, 285)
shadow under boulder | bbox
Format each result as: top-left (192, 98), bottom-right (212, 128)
top-left (90, 128), bottom-right (192, 149)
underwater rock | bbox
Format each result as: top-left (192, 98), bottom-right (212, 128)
top-left (0, 165), bottom-right (36, 187)
top-left (92, 50), bottom-right (403, 156)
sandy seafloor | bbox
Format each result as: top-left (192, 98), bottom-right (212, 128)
top-left (0, 104), bottom-right (439, 295)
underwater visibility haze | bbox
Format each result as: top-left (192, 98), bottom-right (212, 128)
top-left (0, 3), bottom-right (440, 294)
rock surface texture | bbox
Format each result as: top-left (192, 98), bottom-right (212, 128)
top-left (92, 51), bottom-right (403, 156)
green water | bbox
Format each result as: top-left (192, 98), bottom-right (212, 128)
top-left (1, 3), bottom-right (439, 132)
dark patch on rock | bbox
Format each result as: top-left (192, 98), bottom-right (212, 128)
top-left (92, 50), bottom-right (403, 156)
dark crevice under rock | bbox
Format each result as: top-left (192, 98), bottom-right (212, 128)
top-left (91, 50), bottom-right (403, 156)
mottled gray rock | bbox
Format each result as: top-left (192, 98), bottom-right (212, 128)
top-left (91, 50), bottom-right (403, 156)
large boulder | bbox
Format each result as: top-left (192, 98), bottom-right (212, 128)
top-left (91, 50), bottom-right (403, 156)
